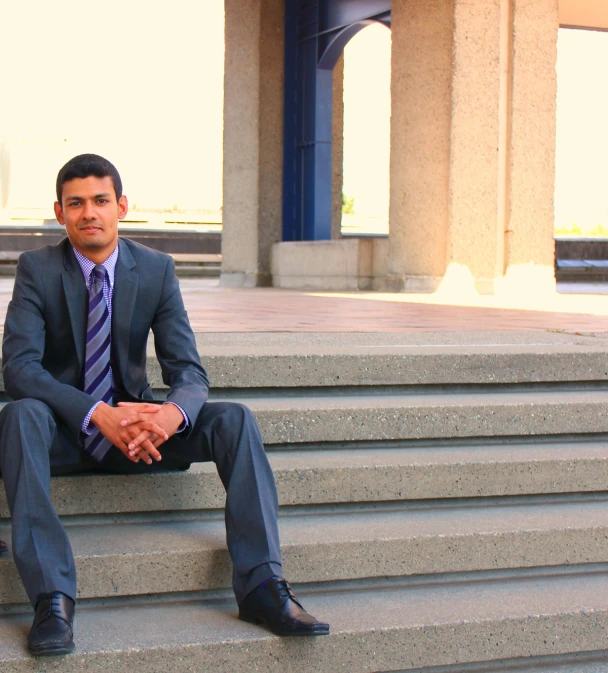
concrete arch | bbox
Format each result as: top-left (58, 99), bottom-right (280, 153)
top-left (318, 19), bottom-right (391, 71)
top-left (282, 0), bottom-right (392, 242)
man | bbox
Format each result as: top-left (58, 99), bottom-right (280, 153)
top-left (0, 154), bottom-right (329, 656)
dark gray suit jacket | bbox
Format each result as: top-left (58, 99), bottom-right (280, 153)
top-left (2, 237), bottom-right (209, 445)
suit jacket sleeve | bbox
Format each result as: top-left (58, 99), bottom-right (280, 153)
top-left (2, 252), bottom-right (97, 439)
top-left (151, 256), bottom-right (209, 433)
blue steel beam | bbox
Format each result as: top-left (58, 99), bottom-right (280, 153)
top-left (282, 0), bottom-right (392, 242)
top-left (326, 0), bottom-right (391, 28)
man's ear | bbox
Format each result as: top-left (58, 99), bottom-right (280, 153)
top-left (118, 195), bottom-right (128, 220)
top-left (53, 201), bottom-right (65, 226)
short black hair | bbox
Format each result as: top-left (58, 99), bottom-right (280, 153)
top-left (56, 154), bottom-right (123, 203)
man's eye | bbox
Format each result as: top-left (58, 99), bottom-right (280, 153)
top-left (97, 199), bottom-right (108, 204)
top-left (69, 202), bottom-right (80, 207)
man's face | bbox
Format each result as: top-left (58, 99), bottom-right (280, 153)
top-left (54, 175), bottom-right (128, 261)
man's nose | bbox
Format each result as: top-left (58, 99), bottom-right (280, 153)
top-left (82, 201), bottom-right (96, 220)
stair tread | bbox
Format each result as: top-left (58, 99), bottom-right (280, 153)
top-left (271, 441), bottom-right (608, 466)
top-left (4, 333), bottom-right (608, 391)
top-left (1, 501), bottom-right (608, 604)
top-left (242, 389), bottom-right (608, 408)
top-left (2, 441), bottom-right (607, 518)
top-left (8, 500), bottom-right (608, 552)
top-left (1, 573), bottom-right (607, 670)
top-left (243, 391), bottom-right (608, 444)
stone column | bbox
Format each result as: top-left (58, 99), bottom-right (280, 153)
top-left (505, 0), bottom-right (558, 290)
top-left (446, 0), bottom-right (505, 294)
top-left (387, 0), bottom-right (454, 292)
top-left (221, 0), bottom-right (284, 287)
top-left (331, 54), bottom-right (344, 240)
top-left (447, 0), bottom-right (557, 294)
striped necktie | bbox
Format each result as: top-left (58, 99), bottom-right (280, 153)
top-left (83, 264), bottom-right (114, 461)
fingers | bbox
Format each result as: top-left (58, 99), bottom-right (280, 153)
top-left (116, 442), bottom-right (153, 464)
top-left (117, 402), bottom-right (161, 412)
top-left (131, 441), bottom-right (157, 465)
top-left (109, 426), bottom-right (159, 464)
top-left (119, 436), bottom-right (158, 464)
top-left (127, 430), bottom-right (162, 462)
top-left (140, 438), bottom-right (160, 462)
top-left (120, 412), bottom-right (165, 430)
top-left (126, 421), bottom-right (168, 447)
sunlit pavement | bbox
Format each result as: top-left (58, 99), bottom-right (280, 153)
top-left (0, 278), bottom-right (604, 334)
top-left (1, 277), bottom-right (607, 333)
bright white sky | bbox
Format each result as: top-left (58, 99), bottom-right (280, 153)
top-left (342, 23), bottom-right (391, 220)
top-left (343, 25), bottom-right (608, 232)
top-left (0, 6), bottom-right (605, 233)
top-left (555, 27), bottom-right (608, 231)
top-left (0, 0), bottom-right (225, 212)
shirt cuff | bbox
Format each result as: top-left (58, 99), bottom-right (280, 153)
top-left (164, 401), bottom-right (189, 433)
top-left (82, 401), bottom-right (103, 435)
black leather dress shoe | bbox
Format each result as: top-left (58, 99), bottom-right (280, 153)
top-left (238, 578), bottom-right (329, 636)
top-left (28, 592), bottom-right (75, 656)
top-left (0, 539), bottom-right (7, 555)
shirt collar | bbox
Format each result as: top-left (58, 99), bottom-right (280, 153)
top-left (72, 244), bottom-right (119, 288)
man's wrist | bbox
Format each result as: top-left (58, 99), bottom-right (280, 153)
top-left (163, 401), bottom-right (189, 433)
top-left (82, 401), bottom-right (103, 435)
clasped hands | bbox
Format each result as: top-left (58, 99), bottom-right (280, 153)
top-left (90, 401), bottom-right (184, 464)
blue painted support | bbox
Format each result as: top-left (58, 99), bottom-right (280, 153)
top-left (282, 0), bottom-right (300, 240)
top-left (309, 69), bottom-right (333, 240)
top-left (282, 0), bottom-right (392, 242)
top-left (283, 0), bottom-right (334, 241)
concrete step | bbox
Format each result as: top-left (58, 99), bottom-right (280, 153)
top-left (0, 334), bottom-right (606, 670)
top-left (426, 658), bottom-right (608, 673)
top-left (163, 335), bottom-right (608, 389)
top-left (242, 389), bottom-right (608, 444)
top-left (1, 439), bottom-right (607, 517)
top-left (3, 333), bottom-right (608, 392)
top-left (0, 500), bottom-right (607, 604)
top-left (1, 572), bottom-right (608, 672)
top-left (175, 265), bottom-right (221, 278)
top-left (2, 389), bottom-right (606, 444)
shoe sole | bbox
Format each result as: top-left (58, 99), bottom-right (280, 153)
top-left (28, 642), bottom-right (75, 657)
top-left (239, 612), bottom-right (330, 637)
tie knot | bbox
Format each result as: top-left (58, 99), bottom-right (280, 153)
top-left (91, 265), bottom-right (106, 285)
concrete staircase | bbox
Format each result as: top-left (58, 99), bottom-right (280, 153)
top-left (0, 331), bottom-right (608, 671)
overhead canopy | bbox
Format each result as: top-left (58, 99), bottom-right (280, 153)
top-left (560, 0), bottom-right (608, 31)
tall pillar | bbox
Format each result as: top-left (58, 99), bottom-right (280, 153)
top-left (221, 0), bottom-right (284, 287)
top-left (447, 0), bottom-right (505, 294)
top-left (388, 0), bottom-right (454, 292)
top-left (389, 0), bottom-right (558, 295)
top-left (505, 0), bottom-right (558, 287)
top-left (442, 0), bottom-right (558, 294)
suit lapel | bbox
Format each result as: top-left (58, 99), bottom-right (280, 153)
top-left (61, 242), bottom-right (88, 370)
top-left (112, 239), bottom-right (138, 384)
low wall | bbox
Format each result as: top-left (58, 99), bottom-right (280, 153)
top-left (554, 238), bottom-right (608, 283)
top-left (0, 226), bottom-right (221, 255)
top-left (554, 238), bottom-right (608, 261)
top-left (271, 237), bottom-right (391, 291)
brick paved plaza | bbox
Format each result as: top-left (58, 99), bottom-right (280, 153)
top-left (1, 278), bottom-right (605, 334)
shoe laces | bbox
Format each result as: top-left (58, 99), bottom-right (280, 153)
top-left (276, 579), bottom-right (304, 610)
top-left (49, 595), bottom-right (64, 615)
top-left (35, 593), bottom-right (72, 626)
